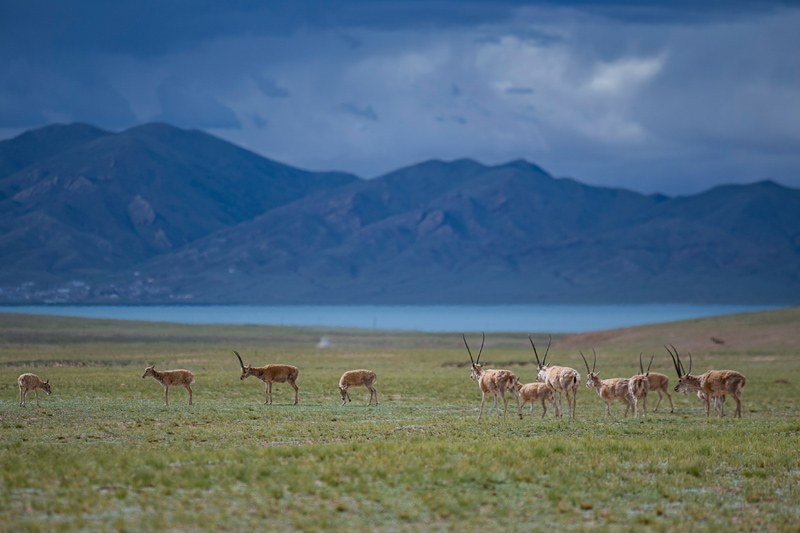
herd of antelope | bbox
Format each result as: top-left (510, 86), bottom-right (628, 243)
top-left (463, 334), bottom-right (746, 421)
top-left (16, 336), bottom-right (745, 420)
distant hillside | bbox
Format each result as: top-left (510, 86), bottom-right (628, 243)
top-left (1, 122), bottom-right (799, 304)
top-left (0, 123), bottom-right (358, 285)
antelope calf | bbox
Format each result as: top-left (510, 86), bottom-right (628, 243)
top-left (464, 333), bottom-right (521, 420)
top-left (647, 372), bottom-right (673, 413)
top-left (582, 350), bottom-right (633, 418)
top-left (666, 345), bottom-right (746, 418)
top-left (338, 369), bottom-right (378, 406)
top-left (18, 373), bottom-right (51, 407)
top-left (530, 335), bottom-right (580, 418)
top-left (515, 382), bottom-right (556, 420)
top-left (142, 366), bottom-right (194, 406)
top-left (235, 351), bottom-right (299, 405)
top-left (628, 353), bottom-right (654, 418)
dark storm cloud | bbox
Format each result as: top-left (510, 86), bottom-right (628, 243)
top-left (1, 0), bottom-right (799, 194)
top-left (154, 78), bottom-right (241, 129)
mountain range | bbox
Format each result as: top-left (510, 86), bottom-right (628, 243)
top-left (1, 122), bottom-right (799, 304)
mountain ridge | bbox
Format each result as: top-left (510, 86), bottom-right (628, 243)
top-left (0, 122), bottom-right (798, 304)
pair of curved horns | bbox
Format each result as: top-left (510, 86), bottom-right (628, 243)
top-left (463, 332), bottom-right (485, 365)
top-left (639, 352), bottom-right (654, 375)
top-left (664, 345), bottom-right (692, 377)
top-left (580, 348), bottom-right (597, 374)
top-left (528, 333), bottom-right (552, 366)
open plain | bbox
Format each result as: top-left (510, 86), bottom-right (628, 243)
top-left (1, 308), bottom-right (799, 531)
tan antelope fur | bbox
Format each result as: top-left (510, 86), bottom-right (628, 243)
top-left (338, 369), bottom-right (379, 406)
top-left (646, 372), bottom-right (674, 413)
top-left (696, 390), bottom-right (725, 416)
top-left (582, 350), bottom-right (633, 418)
top-left (18, 373), bottom-right (51, 407)
top-left (666, 346), bottom-right (745, 418)
top-left (515, 382), bottom-right (556, 420)
top-left (142, 366), bottom-right (195, 406)
top-left (235, 351), bottom-right (300, 405)
top-left (628, 353), bottom-right (654, 418)
top-left (530, 334), bottom-right (580, 419)
top-left (464, 333), bottom-right (521, 420)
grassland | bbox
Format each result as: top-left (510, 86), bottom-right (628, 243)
top-left (1, 308), bottom-right (799, 532)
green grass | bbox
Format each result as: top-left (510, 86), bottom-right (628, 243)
top-left (1, 309), bottom-right (800, 531)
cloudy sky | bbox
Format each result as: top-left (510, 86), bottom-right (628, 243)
top-left (1, 0), bottom-right (799, 194)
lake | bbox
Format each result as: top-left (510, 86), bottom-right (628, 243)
top-left (0, 304), bottom-right (781, 333)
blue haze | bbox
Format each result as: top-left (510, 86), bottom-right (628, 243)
top-left (0, 304), bottom-right (780, 333)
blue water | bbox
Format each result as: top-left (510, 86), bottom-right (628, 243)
top-left (0, 304), bottom-right (781, 333)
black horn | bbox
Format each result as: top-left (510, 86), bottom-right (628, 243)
top-left (463, 333), bottom-right (475, 365)
top-left (580, 351), bottom-right (591, 374)
top-left (639, 352), bottom-right (644, 375)
top-left (591, 348), bottom-right (597, 373)
top-left (646, 353), bottom-right (654, 374)
top-left (528, 335), bottom-right (541, 365)
top-left (542, 333), bottom-right (552, 365)
top-left (670, 344), bottom-right (685, 376)
top-left (665, 345), bottom-right (682, 377)
top-left (233, 350), bottom-right (244, 369)
top-left (686, 351), bottom-right (693, 375)
top-left (476, 331), bottom-right (485, 365)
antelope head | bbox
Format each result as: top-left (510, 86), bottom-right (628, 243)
top-left (639, 352), bottom-right (654, 376)
top-left (142, 366), bottom-right (156, 379)
top-left (581, 349), bottom-right (599, 388)
top-left (528, 333), bottom-right (552, 382)
top-left (665, 345), bottom-right (701, 393)
top-left (42, 379), bottom-right (51, 395)
top-left (463, 332), bottom-right (485, 381)
top-left (234, 351), bottom-right (254, 380)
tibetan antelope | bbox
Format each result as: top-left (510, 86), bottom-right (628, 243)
top-left (530, 334), bottom-right (580, 418)
top-left (338, 369), bottom-right (378, 406)
top-left (666, 346), bottom-right (746, 418)
top-left (142, 365), bottom-right (194, 406)
top-left (464, 332), bottom-right (521, 420)
top-left (18, 373), bottom-right (51, 407)
top-left (515, 382), bottom-right (556, 420)
top-left (628, 353), bottom-right (654, 418)
top-left (582, 350), bottom-right (633, 418)
top-left (234, 351), bottom-right (299, 405)
top-left (647, 370), bottom-right (674, 413)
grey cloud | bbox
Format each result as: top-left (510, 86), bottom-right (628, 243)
top-left (339, 103), bottom-right (378, 121)
top-left (252, 74), bottom-right (291, 98)
top-left (154, 78), bottom-right (241, 129)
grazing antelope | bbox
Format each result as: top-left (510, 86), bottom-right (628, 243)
top-left (582, 350), bottom-right (633, 418)
top-left (646, 370), bottom-right (674, 413)
top-left (665, 345), bottom-right (746, 418)
top-left (697, 390), bottom-right (725, 416)
top-left (530, 334), bottom-right (580, 418)
top-left (338, 369), bottom-right (379, 406)
top-left (515, 381), bottom-right (556, 420)
top-left (628, 353), bottom-right (654, 418)
top-left (142, 365), bottom-right (194, 406)
top-left (234, 351), bottom-right (299, 405)
top-left (18, 373), bottom-right (51, 407)
top-left (464, 333), bottom-right (521, 420)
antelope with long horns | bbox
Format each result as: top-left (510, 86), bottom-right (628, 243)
top-left (464, 332), bottom-right (521, 420)
top-left (142, 365), bottom-right (194, 406)
top-left (665, 345), bottom-right (746, 418)
top-left (530, 334), bottom-right (580, 418)
top-left (234, 351), bottom-right (300, 405)
top-left (628, 353), bottom-right (653, 418)
top-left (18, 373), bottom-right (51, 407)
top-left (582, 350), bottom-right (633, 418)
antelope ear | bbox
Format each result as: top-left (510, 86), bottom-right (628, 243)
top-left (45, 379), bottom-right (49, 384)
